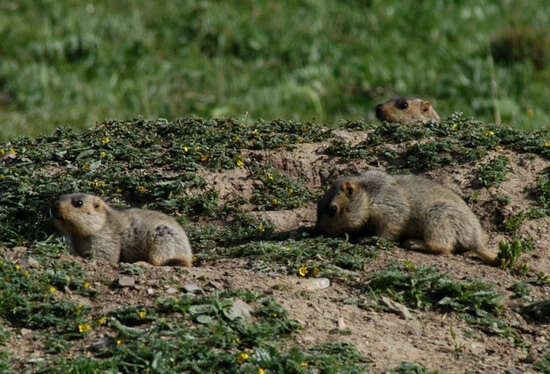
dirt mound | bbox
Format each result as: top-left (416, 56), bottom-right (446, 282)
top-left (1, 117), bottom-right (549, 372)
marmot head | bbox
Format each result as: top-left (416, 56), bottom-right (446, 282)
top-left (375, 97), bottom-right (440, 125)
top-left (316, 177), bottom-right (369, 235)
top-left (53, 193), bottom-right (108, 236)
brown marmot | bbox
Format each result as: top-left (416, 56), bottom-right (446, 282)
top-left (316, 171), bottom-right (498, 265)
top-left (375, 97), bottom-right (440, 124)
top-left (53, 193), bottom-right (193, 266)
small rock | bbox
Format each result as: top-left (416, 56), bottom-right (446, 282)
top-left (226, 298), bottom-right (253, 320)
top-left (166, 287), bottom-right (178, 294)
top-left (337, 317), bottom-right (346, 330)
top-left (381, 296), bottom-right (412, 319)
top-left (147, 288), bottom-right (155, 296)
top-left (19, 256), bottom-right (41, 269)
top-left (20, 328), bottom-right (32, 336)
top-left (301, 278), bottom-right (330, 290)
top-left (505, 368), bottom-right (524, 374)
top-left (118, 276), bottom-right (135, 287)
top-left (469, 342), bottom-right (485, 356)
top-left (182, 284), bottom-right (202, 294)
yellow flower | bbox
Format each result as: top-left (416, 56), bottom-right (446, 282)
top-left (258, 369), bottom-right (265, 374)
top-left (116, 188), bottom-right (122, 193)
top-left (298, 266), bottom-right (308, 277)
top-left (272, 199), bottom-right (278, 205)
top-left (76, 304), bottom-right (84, 311)
top-left (0, 260), bottom-right (3, 265)
top-left (267, 173), bottom-right (274, 180)
top-left (139, 311), bottom-right (147, 318)
top-left (200, 154), bottom-right (208, 161)
top-left (92, 181), bottom-right (106, 188)
top-left (544, 141), bottom-right (550, 147)
top-left (117, 339), bottom-right (124, 345)
top-left (272, 313), bottom-right (278, 318)
top-left (23, 271), bottom-right (30, 277)
top-left (14, 264), bottom-right (20, 270)
top-left (233, 337), bottom-right (241, 343)
top-left (195, 146), bottom-right (201, 151)
top-left (300, 362), bottom-right (308, 367)
top-left (98, 317), bottom-right (107, 325)
top-left (137, 186), bottom-right (146, 192)
top-left (236, 352), bottom-right (249, 364)
top-left (9, 149), bottom-right (15, 154)
top-left (0, 149), bottom-right (4, 155)
top-left (183, 146), bottom-right (189, 152)
top-left (234, 136), bottom-right (240, 141)
top-left (288, 189), bottom-right (294, 194)
top-left (297, 137), bottom-right (303, 143)
top-left (527, 108), bottom-right (535, 118)
top-left (101, 137), bottom-right (110, 144)
top-left (251, 129), bottom-right (258, 135)
top-left (83, 281), bottom-right (90, 288)
top-left (236, 160), bottom-right (244, 167)
top-left (451, 124), bottom-right (457, 130)
top-left (100, 151), bottom-right (106, 158)
top-left (285, 247), bottom-right (291, 251)
top-left (49, 287), bottom-right (57, 293)
top-left (78, 324), bottom-right (91, 333)
top-left (483, 131), bottom-right (494, 137)
top-left (258, 224), bottom-right (265, 232)
top-left (0, 175), bottom-right (4, 180)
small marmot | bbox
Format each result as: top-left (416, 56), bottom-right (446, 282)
top-left (54, 193), bottom-right (193, 266)
top-left (316, 171), bottom-right (498, 265)
top-left (375, 97), bottom-right (440, 124)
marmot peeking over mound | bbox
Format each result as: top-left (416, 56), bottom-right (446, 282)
top-left (316, 171), bottom-right (498, 265)
top-left (54, 193), bottom-right (193, 266)
top-left (376, 97), bottom-right (440, 124)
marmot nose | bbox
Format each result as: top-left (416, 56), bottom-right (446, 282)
top-left (375, 104), bottom-right (383, 120)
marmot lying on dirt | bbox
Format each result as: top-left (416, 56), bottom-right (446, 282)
top-left (316, 171), bottom-right (498, 265)
top-left (375, 97), bottom-right (440, 124)
top-left (54, 193), bottom-right (192, 266)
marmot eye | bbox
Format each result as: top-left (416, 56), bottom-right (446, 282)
top-left (328, 204), bottom-right (338, 217)
top-left (396, 100), bottom-right (408, 110)
top-left (72, 200), bottom-right (84, 208)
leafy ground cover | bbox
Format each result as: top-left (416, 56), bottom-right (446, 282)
top-left (0, 117), bottom-right (549, 372)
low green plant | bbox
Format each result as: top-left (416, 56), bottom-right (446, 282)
top-left (384, 362), bottom-right (439, 374)
top-left (497, 239), bottom-right (532, 274)
top-left (366, 263), bottom-right (507, 334)
top-left (475, 156), bottom-right (512, 187)
top-left (250, 167), bottom-right (319, 211)
top-left (534, 346), bottom-right (550, 373)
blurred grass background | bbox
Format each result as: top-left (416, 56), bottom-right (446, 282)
top-left (1, 0), bottom-right (549, 141)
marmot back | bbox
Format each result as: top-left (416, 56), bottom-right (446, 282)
top-left (375, 97), bottom-right (440, 125)
top-left (316, 171), bottom-right (498, 265)
top-left (54, 193), bottom-right (193, 266)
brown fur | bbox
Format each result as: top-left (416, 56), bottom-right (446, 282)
top-left (316, 171), bottom-right (498, 265)
top-left (376, 97), bottom-right (440, 125)
top-left (53, 193), bottom-right (192, 266)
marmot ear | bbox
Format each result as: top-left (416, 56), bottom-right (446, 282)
top-left (421, 100), bottom-right (432, 112)
top-left (93, 196), bottom-right (103, 210)
top-left (341, 180), bottom-right (357, 197)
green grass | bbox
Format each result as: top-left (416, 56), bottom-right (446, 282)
top-left (2, 1), bottom-right (550, 140)
top-left (365, 263), bottom-right (509, 334)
